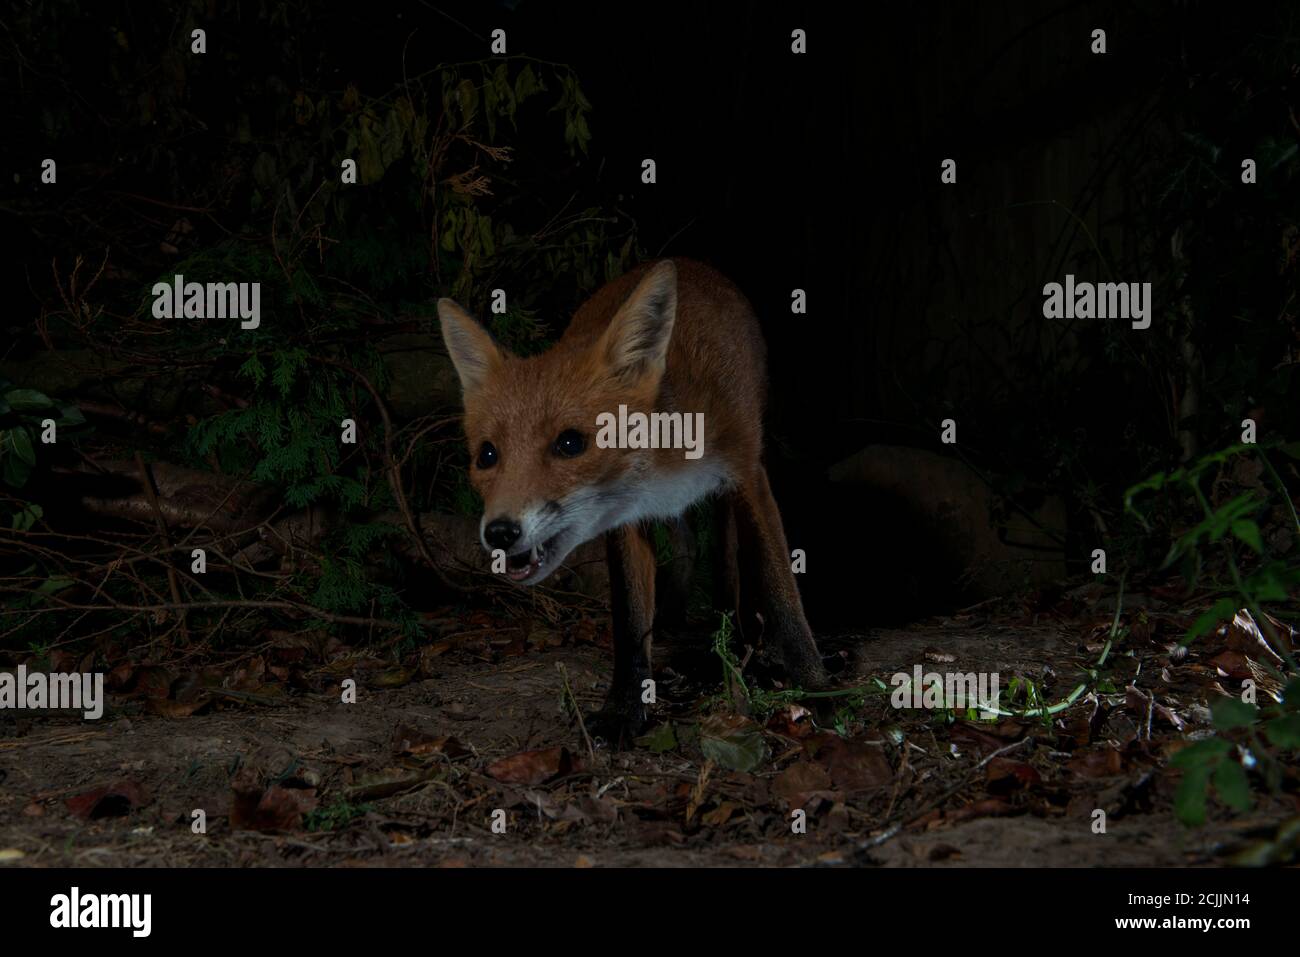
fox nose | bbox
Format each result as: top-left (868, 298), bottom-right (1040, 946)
top-left (484, 519), bottom-right (522, 551)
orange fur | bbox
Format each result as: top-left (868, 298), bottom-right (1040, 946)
top-left (439, 258), bottom-right (824, 742)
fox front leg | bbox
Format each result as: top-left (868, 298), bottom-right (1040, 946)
top-left (589, 523), bottom-right (657, 747)
top-left (733, 468), bottom-right (827, 689)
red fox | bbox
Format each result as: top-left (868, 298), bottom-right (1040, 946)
top-left (438, 258), bottom-right (825, 743)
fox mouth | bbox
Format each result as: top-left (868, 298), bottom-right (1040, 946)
top-left (504, 533), bottom-right (562, 583)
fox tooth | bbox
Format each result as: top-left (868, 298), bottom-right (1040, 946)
top-left (530, 545), bottom-right (539, 564)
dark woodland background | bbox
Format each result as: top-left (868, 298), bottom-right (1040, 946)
top-left (1, 0), bottom-right (1297, 653)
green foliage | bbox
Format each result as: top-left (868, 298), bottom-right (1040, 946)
top-left (1, 2), bottom-right (643, 648)
top-left (304, 799), bottom-right (372, 833)
top-left (304, 522), bottom-right (418, 637)
top-left (1125, 443), bottom-right (1300, 644)
top-left (0, 379), bottom-right (87, 489)
top-left (1169, 687), bottom-right (1300, 825)
top-left (188, 349), bottom-right (372, 510)
top-left (705, 612), bottom-right (882, 727)
top-left (1127, 443), bottom-right (1300, 824)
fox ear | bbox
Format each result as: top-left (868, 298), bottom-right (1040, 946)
top-left (438, 298), bottom-right (504, 398)
top-left (601, 260), bottom-right (678, 386)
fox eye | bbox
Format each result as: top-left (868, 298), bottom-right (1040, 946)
top-left (553, 429), bottom-right (586, 458)
top-left (476, 441), bottom-right (499, 469)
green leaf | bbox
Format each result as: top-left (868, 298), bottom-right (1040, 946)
top-left (483, 76), bottom-right (498, 139)
top-left (1230, 519), bottom-right (1263, 553)
top-left (1185, 598), bottom-right (1237, 643)
top-left (1265, 714), bottom-right (1300, 749)
top-left (1169, 736), bottom-right (1231, 768)
top-left (1202, 494), bottom-right (1261, 544)
top-left (1123, 471), bottom-right (1167, 511)
top-left (572, 80), bottom-right (592, 111)
top-left (1245, 561), bottom-right (1300, 602)
top-left (699, 714), bottom-right (767, 772)
top-left (1282, 679), bottom-right (1300, 713)
top-left (9, 427), bottom-right (36, 466)
top-left (456, 78), bottom-right (478, 125)
top-left (10, 502), bottom-right (42, 531)
top-left (239, 354), bottom-right (266, 386)
top-left (1211, 697), bottom-right (1259, 731)
top-left (1, 451), bottom-right (33, 488)
top-left (440, 208), bottom-right (459, 252)
top-left (36, 575), bottom-right (74, 596)
top-left (56, 403), bottom-right (86, 427)
top-left (1212, 759), bottom-right (1253, 812)
top-left (4, 389), bottom-right (54, 412)
top-left (514, 63), bottom-right (539, 101)
top-left (1174, 763), bottom-right (1212, 826)
top-left (635, 722), bottom-right (678, 754)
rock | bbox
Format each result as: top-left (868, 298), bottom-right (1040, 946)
top-left (828, 444), bottom-right (1066, 598)
top-left (378, 332), bottom-right (462, 419)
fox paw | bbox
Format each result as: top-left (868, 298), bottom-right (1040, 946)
top-left (788, 656), bottom-right (829, 691)
top-left (761, 641), bottom-right (829, 690)
top-left (586, 703), bottom-right (648, 750)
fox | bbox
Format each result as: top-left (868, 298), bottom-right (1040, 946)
top-left (437, 258), bottom-right (825, 743)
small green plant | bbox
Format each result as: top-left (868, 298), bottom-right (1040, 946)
top-left (1125, 442), bottom-right (1300, 648)
top-left (1170, 690), bottom-right (1300, 825)
top-left (706, 612), bottom-right (881, 725)
top-left (1126, 442), bottom-right (1300, 824)
top-left (304, 799), bottom-right (372, 832)
top-left (0, 379), bottom-right (87, 489)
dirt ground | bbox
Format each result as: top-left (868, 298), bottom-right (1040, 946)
top-left (1, 589), bottom-right (1295, 868)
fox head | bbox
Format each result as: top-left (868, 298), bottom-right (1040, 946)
top-left (437, 261), bottom-right (678, 584)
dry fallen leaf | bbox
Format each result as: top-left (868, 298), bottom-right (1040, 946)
top-left (418, 641), bottom-right (454, 676)
top-left (985, 756), bottom-right (1042, 792)
top-left (804, 733), bottom-right (893, 791)
top-left (228, 655), bottom-right (266, 692)
top-left (699, 715), bottom-right (767, 772)
top-left (146, 696), bottom-right (211, 718)
top-left (392, 724), bottom-right (467, 758)
top-left (369, 666), bottom-right (417, 689)
top-left (65, 780), bottom-right (151, 819)
top-left (230, 766), bottom-right (317, 831)
top-left (773, 761), bottom-right (835, 807)
top-left (1066, 747), bottom-right (1125, 779)
top-left (131, 666), bottom-right (174, 699)
top-left (486, 746), bottom-right (573, 786)
top-left (1124, 686), bottom-right (1186, 731)
top-left (1209, 651), bottom-right (1254, 681)
top-left (766, 704), bottom-right (814, 738)
top-left (702, 800), bottom-right (743, 826)
top-left (946, 797), bottom-right (1018, 823)
top-left (1223, 609), bottom-right (1285, 669)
